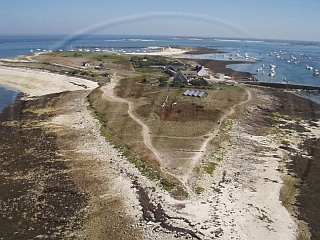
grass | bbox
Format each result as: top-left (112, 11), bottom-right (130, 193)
top-left (88, 87), bottom-right (189, 199)
top-left (211, 186), bottom-right (222, 193)
top-left (84, 54), bottom-right (248, 199)
top-left (52, 51), bottom-right (131, 62)
top-left (204, 162), bottom-right (218, 175)
top-left (279, 174), bottom-right (311, 240)
top-left (195, 186), bottom-right (205, 195)
top-left (280, 174), bottom-right (298, 213)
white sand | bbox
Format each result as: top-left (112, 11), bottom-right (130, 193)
top-left (0, 66), bottom-right (98, 98)
top-left (126, 47), bottom-right (187, 56)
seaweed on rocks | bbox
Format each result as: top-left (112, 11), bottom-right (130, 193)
top-left (133, 180), bottom-right (202, 239)
top-left (0, 94), bottom-right (88, 239)
top-left (263, 87), bottom-right (320, 240)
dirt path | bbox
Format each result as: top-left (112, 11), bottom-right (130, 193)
top-left (181, 88), bottom-right (252, 184)
top-left (101, 73), bottom-right (252, 188)
top-left (101, 73), bottom-right (163, 163)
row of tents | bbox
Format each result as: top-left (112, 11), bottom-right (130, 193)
top-left (183, 90), bottom-right (205, 98)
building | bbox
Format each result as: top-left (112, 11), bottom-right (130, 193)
top-left (180, 70), bottom-right (198, 80)
top-left (214, 73), bottom-right (225, 80)
top-left (173, 70), bottom-right (188, 85)
top-left (195, 65), bottom-right (209, 78)
top-left (163, 64), bottom-right (182, 76)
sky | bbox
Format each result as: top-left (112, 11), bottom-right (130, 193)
top-left (1, 0), bottom-right (320, 41)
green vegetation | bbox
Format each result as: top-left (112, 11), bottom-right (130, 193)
top-left (189, 78), bottom-right (209, 86)
top-left (280, 175), bottom-right (298, 210)
top-left (88, 87), bottom-right (189, 200)
top-left (158, 75), bottom-right (169, 87)
top-left (172, 81), bottom-right (185, 88)
top-left (205, 162), bottom-right (218, 175)
top-left (158, 76), bottom-right (169, 82)
top-left (53, 51), bottom-right (133, 70)
top-left (212, 186), bottom-right (222, 193)
top-left (195, 186), bottom-right (205, 195)
top-left (130, 55), bottom-right (168, 68)
top-left (224, 119), bottom-right (234, 132)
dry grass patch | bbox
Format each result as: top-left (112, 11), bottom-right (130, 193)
top-left (148, 120), bottom-right (215, 137)
top-left (280, 175), bottom-right (311, 240)
top-left (152, 136), bottom-right (203, 151)
top-left (280, 175), bottom-right (298, 210)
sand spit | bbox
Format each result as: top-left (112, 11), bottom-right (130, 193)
top-left (0, 66), bottom-right (98, 98)
top-left (126, 47), bottom-right (187, 56)
top-left (0, 67), bottom-right (308, 239)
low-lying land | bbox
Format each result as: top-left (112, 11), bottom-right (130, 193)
top-left (0, 48), bottom-right (320, 239)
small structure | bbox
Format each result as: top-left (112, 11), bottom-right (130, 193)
top-left (163, 64), bottom-right (182, 76)
top-left (198, 91), bottom-right (205, 98)
top-left (181, 70), bottom-right (198, 80)
top-left (193, 91), bottom-right (200, 97)
top-left (182, 90), bottom-right (206, 98)
top-left (188, 90), bottom-right (195, 96)
top-left (195, 65), bottom-right (209, 78)
top-left (214, 73), bottom-right (225, 80)
top-left (94, 63), bottom-right (105, 69)
top-left (173, 71), bottom-right (188, 85)
top-left (183, 90), bottom-right (191, 95)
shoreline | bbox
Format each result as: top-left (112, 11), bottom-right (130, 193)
top-left (0, 66), bottom-right (98, 99)
top-left (0, 85), bottom-right (21, 113)
top-left (0, 53), bottom-right (319, 239)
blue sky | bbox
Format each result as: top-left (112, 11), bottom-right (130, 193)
top-left (1, 0), bottom-right (319, 41)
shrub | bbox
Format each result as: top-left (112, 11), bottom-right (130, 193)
top-left (190, 78), bottom-right (208, 86)
top-left (158, 76), bottom-right (169, 83)
top-left (159, 81), bottom-right (168, 87)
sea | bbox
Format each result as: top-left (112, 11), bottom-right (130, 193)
top-left (0, 86), bottom-right (20, 113)
top-left (1, 34), bottom-right (320, 109)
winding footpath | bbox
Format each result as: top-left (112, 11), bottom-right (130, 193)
top-left (181, 88), bottom-right (252, 184)
top-left (101, 73), bottom-right (163, 162)
top-left (102, 73), bottom-right (252, 188)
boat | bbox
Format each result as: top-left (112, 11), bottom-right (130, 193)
top-left (306, 65), bottom-right (313, 71)
top-left (268, 71), bottom-right (275, 77)
top-left (313, 70), bottom-right (319, 76)
top-left (256, 66), bottom-right (263, 72)
top-left (269, 63), bottom-right (276, 69)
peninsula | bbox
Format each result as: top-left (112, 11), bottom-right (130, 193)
top-left (0, 47), bottom-right (319, 239)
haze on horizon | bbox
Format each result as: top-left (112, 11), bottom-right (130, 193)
top-left (1, 0), bottom-right (320, 42)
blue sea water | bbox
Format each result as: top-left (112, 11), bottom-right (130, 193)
top-left (0, 86), bottom-right (20, 113)
top-left (1, 35), bottom-right (320, 104)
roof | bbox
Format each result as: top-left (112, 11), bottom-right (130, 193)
top-left (181, 70), bottom-right (198, 78)
top-left (193, 91), bottom-right (200, 97)
top-left (182, 90), bottom-right (206, 98)
top-left (183, 90), bottom-right (190, 95)
top-left (188, 90), bottom-right (195, 96)
top-left (198, 92), bottom-right (205, 97)
top-left (173, 71), bottom-right (188, 84)
top-left (197, 67), bottom-right (209, 77)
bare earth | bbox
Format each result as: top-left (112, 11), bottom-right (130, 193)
top-left (2, 51), bottom-right (316, 239)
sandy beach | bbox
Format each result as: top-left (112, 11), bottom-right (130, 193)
top-left (0, 66), bottom-right (98, 98)
top-left (126, 46), bottom-right (188, 56)
top-left (1, 54), bottom-right (319, 239)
